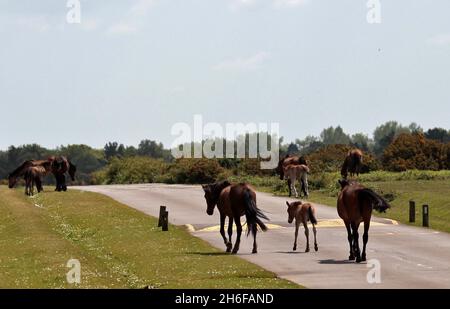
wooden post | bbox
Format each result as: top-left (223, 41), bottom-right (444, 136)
top-left (158, 206), bottom-right (166, 227)
top-left (422, 205), bottom-right (429, 227)
top-left (409, 200), bottom-right (415, 223)
top-left (162, 211), bottom-right (169, 231)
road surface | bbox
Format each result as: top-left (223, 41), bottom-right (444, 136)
top-left (74, 184), bottom-right (450, 288)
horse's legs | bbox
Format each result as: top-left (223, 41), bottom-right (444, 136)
top-left (303, 222), bottom-right (310, 252)
top-left (351, 222), bottom-right (362, 263)
top-left (312, 223), bottom-right (318, 251)
top-left (361, 219), bottom-right (370, 262)
top-left (61, 174), bottom-right (67, 191)
top-left (54, 174), bottom-right (61, 191)
top-left (291, 179), bottom-right (298, 198)
top-left (293, 220), bottom-right (300, 251)
top-left (302, 173), bottom-right (309, 198)
top-left (219, 214), bottom-right (230, 252)
top-left (345, 222), bottom-right (355, 260)
top-left (232, 216), bottom-right (242, 254)
top-left (252, 224), bottom-right (258, 254)
top-left (36, 177), bottom-right (42, 193)
top-left (287, 179), bottom-right (292, 197)
top-left (227, 217), bottom-right (233, 252)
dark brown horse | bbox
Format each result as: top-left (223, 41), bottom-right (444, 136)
top-left (276, 154), bottom-right (308, 197)
top-left (202, 181), bottom-right (269, 254)
top-left (341, 149), bottom-right (363, 179)
top-left (8, 156), bottom-right (76, 192)
top-left (24, 165), bottom-right (50, 196)
top-left (337, 179), bottom-right (390, 263)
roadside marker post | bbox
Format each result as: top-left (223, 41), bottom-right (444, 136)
top-left (409, 200), bottom-right (415, 223)
top-left (422, 204), bottom-right (429, 228)
top-left (158, 206), bottom-right (166, 227)
top-left (162, 211), bottom-right (169, 231)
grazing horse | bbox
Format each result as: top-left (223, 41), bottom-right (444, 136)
top-left (8, 156), bottom-right (76, 192)
top-left (24, 164), bottom-right (51, 196)
top-left (337, 179), bottom-right (390, 263)
top-left (49, 156), bottom-right (76, 191)
top-left (341, 149), bottom-right (363, 179)
top-left (286, 201), bottom-right (318, 252)
top-left (202, 181), bottom-right (269, 254)
top-left (283, 164), bottom-right (310, 198)
top-left (276, 154), bottom-right (308, 197)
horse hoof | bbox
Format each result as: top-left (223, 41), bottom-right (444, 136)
top-left (293, 247), bottom-right (297, 251)
top-left (361, 255), bottom-right (366, 262)
top-left (349, 255), bottom-right (355, 260)
top-left (356, 257), bottom-right (362, 263)
top-left (314, 245), bottom-right (318, 252)
top-left (305, 248), bottom-right (310, 253)
top-left (252, 249), bottom-right (257, 254)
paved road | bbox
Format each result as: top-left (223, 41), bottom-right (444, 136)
top-left (74, 184), bottom-right (450, 288)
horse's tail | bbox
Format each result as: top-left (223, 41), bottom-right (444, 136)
top-left (243, 188), bottom-right (269, 237)
top-left (308, 206), bottom-right (318, 225)
top-left (358, 188), bottom-right (390, 213)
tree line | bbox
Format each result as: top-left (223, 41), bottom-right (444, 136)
top-left (1, 122), bottom-right (449, 184)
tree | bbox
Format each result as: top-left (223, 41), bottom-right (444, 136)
top-left (425, 128), bottom-right (450, 143)
top-left (351, 133), bottom-right (371, 152)
top-left (320, 126), bottom-right (351, 145)
top-left (373, 121), bottom-right (410, 155)
top-left (104, 142), bottom-right (125, 160)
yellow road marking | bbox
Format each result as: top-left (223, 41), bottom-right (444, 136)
top-left (189, 219), bottom-right (391, 232)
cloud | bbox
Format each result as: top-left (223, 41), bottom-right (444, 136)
top-left (107, 22), bottom-right (138, 35)
top-left (107, 0), bottom-right (157, 35)
top-left (130, 0), bottom-right (158, 16)
top-left (213, 51), bottom-right (271, 72)
top-left (230, 0), bottom-right (309, 10)
top-left (16, 16), bottom-right (50, 32)
top-left (428, 33), bottom-right (450, 47)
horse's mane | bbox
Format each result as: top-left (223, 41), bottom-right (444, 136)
top-left (9, 160), bottom-right (33, 177)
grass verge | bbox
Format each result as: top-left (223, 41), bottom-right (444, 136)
top-left (0, 186), bottom-right (298, 289)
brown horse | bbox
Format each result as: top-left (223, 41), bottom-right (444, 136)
top-left (341, 149), bottom-right (363, 179)
top-left (337, 179), bottom-right (390, 263)
top-left (276, 154), bottom-right (308, 196)
top-left (8, 156), bottom-right (76, 192)
top-left (283, 164), bottom-right (310, 198)
top-left (24, 165), bottom-right (50, 196)
top-left (202, 181), bottom-right (269, 254)
top-left (286, 201), bottom-right (318, 252)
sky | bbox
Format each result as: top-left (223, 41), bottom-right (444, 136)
top-left (0, 0), bottom-right (449, 150)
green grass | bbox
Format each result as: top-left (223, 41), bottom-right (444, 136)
top-left (0, 186), bottom-right (298, 289)
top-left (230, 171), bottom-right (450, 233)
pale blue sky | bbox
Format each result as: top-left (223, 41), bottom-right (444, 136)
top-left (0, 0), bottom-right (449, 150)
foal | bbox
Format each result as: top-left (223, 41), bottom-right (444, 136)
top-left (286, 201), bottom-right (318, 252)
top-left (283, 164), bottom-right (309, 198)
top-left (24, 166), bottom-right (47, 196)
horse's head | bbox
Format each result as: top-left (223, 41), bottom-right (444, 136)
top-left (8, 174), bottom-right (17, 189)
top-left (68, 163), bottom-right (77, 181)
top-left (286, 201), bottom-right (301, 224)
top-left (202, 180), bottom-right (231, 216)
top-left (338, 179), bottom-right (350, 190)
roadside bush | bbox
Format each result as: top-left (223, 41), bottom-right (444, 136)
top-left (165, 158), bottom-right (224, 184)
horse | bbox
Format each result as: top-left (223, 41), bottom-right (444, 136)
top-left (283, 164), bottom-right (310, 198)
top-left (202, 180), bottom-right (269, 254)
top-left (8, 156), bottom-right (76, 192)
top-left (341, 149), bottom-right (363, 179)
top-left (286, 201), bottom-right (318, 252)
top-left (337, 179), bottom-right (390, 263)
top-left (276, 154), bottom-right (308, 197)
top-left (24, 164), bottom-right (51, 196)
top-left (49, 156), bottom-right (77, 191)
